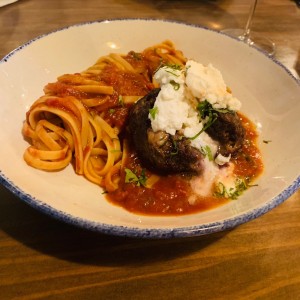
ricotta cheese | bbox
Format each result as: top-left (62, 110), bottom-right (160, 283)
top-left (147, 60), bottom-right (246, 200)
top-left (185, 60), bottom-right (241, 111)
top-left (150, 66), bottom-right (191, 135)
top-left (149, 60), bottom-right (241, 166)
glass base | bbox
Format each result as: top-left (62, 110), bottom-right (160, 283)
top-left (222, 28), bottom-right (275, 57)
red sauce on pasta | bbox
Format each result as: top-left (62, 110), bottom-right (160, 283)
top-left (100, 65), bottom-right (153, 95)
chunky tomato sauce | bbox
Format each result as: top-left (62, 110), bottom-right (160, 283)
top-left (107, 153), bottom-right (230, 215)
top-left (106, 113), bottom-right (263, 216)
top-left (231, 114), bottom-right (263, 180)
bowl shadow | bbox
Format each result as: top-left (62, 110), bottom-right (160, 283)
top-left (0, 184), bottom-right (229, 267)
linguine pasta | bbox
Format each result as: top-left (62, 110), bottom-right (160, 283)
top-left (22, 41), bottom-right (186, 192)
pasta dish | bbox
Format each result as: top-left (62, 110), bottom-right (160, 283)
top-left (22, 41), bottom-right (263, 215)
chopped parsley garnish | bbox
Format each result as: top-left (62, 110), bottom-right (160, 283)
top-left (118, 95), bottom-right (124, 107)
top-left (170, 140), bottom-right (179, 156)
top-left (170, 80), bottom-right (180, 90)
top-left (149, 106), bottom-right (158, 120)
top-left (124, 168), bottom-right (147, 187)
top-left (200, 145), bottom-right (213, 161)
top-left (108, 108), bottom-right (115, 115)
top-left (184, 65), bottom-right (191, 76)
top-left (198, 100), bottom-right (232, 118)
top-left (190, 100), bottom-right (232, 140)
top-left (154, 62), bottom-right (182, 76)
top-left (165, 64), bottom-right (182, 76)
top-left (166, 63), bottom-right (182, 70)
top-left (214, 178), bottom-right (256, 200)
top-left (131, 51), bottom-right (142, 60)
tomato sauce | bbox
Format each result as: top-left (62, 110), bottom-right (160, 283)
top-left (99, 64), bottom-right (153, 96)
top-left (106, 150), bottom-right (231, 215)
top-left (232, 114), bottom-right (264, 180)
top-left (106, 113), bottom-right (263, 216)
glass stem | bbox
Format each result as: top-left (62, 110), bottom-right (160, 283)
top-left (241, 0), bottom-right (258, 42)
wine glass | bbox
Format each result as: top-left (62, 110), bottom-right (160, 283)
top-left (222, 0), bottom-right (275, 56)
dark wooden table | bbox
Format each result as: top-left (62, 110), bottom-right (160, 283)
top-left (1, 1), bottom-right (299, 299)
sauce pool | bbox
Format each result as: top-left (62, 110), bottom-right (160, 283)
top-left (106, 113), bottom-right (263, 216)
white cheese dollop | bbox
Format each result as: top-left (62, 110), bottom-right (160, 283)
top-left (149, 61), bottom-right (241, 166)
top-left (150, 66), bottom-right (191, 135)
top-left (185, 60), bottom-right (241, 111)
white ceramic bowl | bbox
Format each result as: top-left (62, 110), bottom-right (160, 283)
top-left (0, 19), bottom-right (299, 238)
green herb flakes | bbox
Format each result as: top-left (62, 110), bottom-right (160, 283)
top-left (189, 100), bottom-right (233, 140)
top-left (200, 145), bottom-right (213, 161)
top-left (118, 95), bottom-right (124, 107)
top-left (124, 168), bottom-right (147, 187)
top-left (170, 80), bottom-right (180, 90)
top-left (149, 106), bottom-right (158, 120)
top-left (214, 178), bottom-right (252, 200)
top-left (170, 140), bottom-right (179, 156)
top-left (131, 52), bottom-right (142, 60)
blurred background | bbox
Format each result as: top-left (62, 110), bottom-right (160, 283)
top-left (0, 0), bottom-right (299, 78)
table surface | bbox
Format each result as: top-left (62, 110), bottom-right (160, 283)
top-left (0, 0), bottom-right (299, 299)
